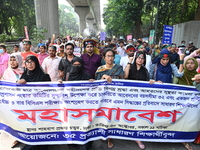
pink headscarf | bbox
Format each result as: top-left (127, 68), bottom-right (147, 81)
top-left (2, 53), bottom-right (24, 82)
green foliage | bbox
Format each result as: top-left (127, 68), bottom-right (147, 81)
top-left (148, 0), bottom-right (198, 40)
top-left (103, 0), bottom-right (199, 41)
top-left (31, 27), bottom-right (48, 43)
top-left (0, 0), bottom-right (36, 38)
top-left (103, 0), bottom-right (144, 38)
top-left (59, 4), bottom-right (79, 37)
top-left (0, 33), bottom-right (11, 42)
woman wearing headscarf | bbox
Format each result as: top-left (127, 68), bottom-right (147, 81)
top-left (174, 57), bottom-right (198, 86)
top-left (68, 57), bottom-right (92, 81)
top-left (16, 55), bottom-right (51, 149)
top-left (184, 48), bottom-right (200, 73)
top-left (95, 48), bottom-right (124, 148)
top-left (67, 57), bottom-right (93, 150)
top-left (2, 53), bottom-right (24, 82)
top-left (1, 54), bottom-right (24, 150)
top-left (18, 55), bottom-right (51, 83)
top-left (16, 55), bottom-right (51, 150)
top-left (173, 57), bottom-right (198, 150)
top-left (150, 50), bottom-right (193, 150)
top-left (149, 49), bottom-right (184, 83)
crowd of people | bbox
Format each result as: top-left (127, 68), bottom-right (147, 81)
top-left (0, 36), bottom-right (200, 150)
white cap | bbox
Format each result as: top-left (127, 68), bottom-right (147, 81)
top-left (189, 41), bottom-right (193, 44)
top-left (133, 38), bottom-right (137, 42)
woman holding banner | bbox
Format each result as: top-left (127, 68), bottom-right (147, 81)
top-left (1, 54), bottom-right (24, 149)
top-left (190, 74), bottom-right (200, 146)
top-left (57, 57), bottom-right (94, 150)
top-left (16, 55), bottom-right (51, 150)
top-left (124, 51), bottom-right (149, 81)
top-left (173, 57), bottom-right (199, 150)
top-left (150, 50), bottom-right (193, 150)
top-left (95, 49), bottom-right (124, 81)
top-left (149, 48), bottom-right (184, 83)
top-left (68, 57), bottom-right (92, 81)
top-left (95, 48), bottom-right (124, 148)
top-left (124, 50), bottom-right (148, 149)
top-left (65, 57), bottom-right (94, 150)
top-left (18, 55), bottom-right (51, 83)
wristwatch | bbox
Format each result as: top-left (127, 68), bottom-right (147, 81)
top-left (127, 62), bottom-right (131, 65)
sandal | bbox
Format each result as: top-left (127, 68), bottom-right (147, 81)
top-left (108, 139), bottom-right (114, 148)
top-left (136, 141), bottom-right (145, 149)
top-left (11, 140), bottom-right (20, 148)
top-left (183, 143), bottom-right (193, 150)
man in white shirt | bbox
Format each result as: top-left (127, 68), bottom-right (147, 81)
top-left (19, 37), bottom-right (25, 52)
top-left (117, 41), bottom-right (127, 57)
top-left (120, 45), bottom-right (136, 70)
top-left (42, 46), bottom-right (61, 81)
top-left (12, 45), bottom-right (21, 54)
top-left (67, 36), bottom-right (75, 45)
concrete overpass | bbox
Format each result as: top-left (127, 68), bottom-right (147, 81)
top-left (66, 0), bottom-right (101, 34)
top-left (34, 0), bottom-right (101, 39)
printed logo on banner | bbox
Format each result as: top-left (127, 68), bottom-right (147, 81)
top-left (162, 25), bottom-right (173, 44)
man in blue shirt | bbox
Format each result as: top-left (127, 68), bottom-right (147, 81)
top-left (37, 40), bottom-right (45, 52)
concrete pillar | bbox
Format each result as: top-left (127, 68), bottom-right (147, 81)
top-left (34, 0), bottom-right (59, 39)
top-left (86, 18), bottom-right (95, 29)
top-left (75, 6), bottom-right (90, 35)
top-left (92, 23), bottom-right (98, 34)
top-left (48, 0), bottom-right (59, 37)
top-left (88, 0), bottom-right (101, 31)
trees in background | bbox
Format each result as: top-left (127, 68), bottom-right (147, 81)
top-left (103, 0), bottom-right (143, 38)
top-left (0, 0), bottom-right (36, 38)
top-left (1, 0), bottom-right (199, 41)
top-left (103, 0), bottom-right (200, 41)
top-left (59, 4), bottom-right (79, 37)
top-left (0, 0), bottom-right (79, 41)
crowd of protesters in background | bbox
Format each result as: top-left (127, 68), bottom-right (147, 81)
top-left (0, 35), bottom-right (200, 150)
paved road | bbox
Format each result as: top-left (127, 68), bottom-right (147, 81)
top-left (1, 132), bottom-right (200, 150)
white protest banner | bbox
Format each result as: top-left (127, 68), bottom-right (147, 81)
top-left (73, 47), bottom-right (81, 57)
top-left (0, 80), bottom-right (199, 145)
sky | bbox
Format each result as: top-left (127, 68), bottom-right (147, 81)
top-left (58, 0), bottom-right (108, 30)
top-left (58, 0), bottom-right (70, 5)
